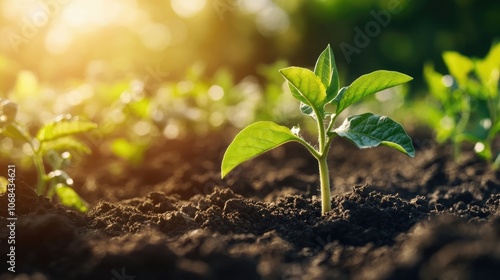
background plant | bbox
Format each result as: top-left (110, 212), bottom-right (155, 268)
top-left (423, 42), bottom-right (500, 168)
top-left (0, 99), bottom-right (96, 212)
top-left (222, 45), bottom-right (415, 215)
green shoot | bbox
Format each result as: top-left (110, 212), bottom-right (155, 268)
top-left (0, 99), bottom-right (96, 212)
top-left (221, 45), bottom-right (415, 215)
top-left (424, 42), bottom-right (500, 168)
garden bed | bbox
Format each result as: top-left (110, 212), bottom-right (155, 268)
top-left (1, 130), bottom-right (499, 280)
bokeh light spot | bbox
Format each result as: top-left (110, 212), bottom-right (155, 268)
top-left (237, 0), bottom-right (270, 13)
top-left (474, 142), bottom-right (485, 153)
top-left (171, 0), bottom-right (206, 18)
top-left (133, 120), bottom-right (152, 136)
top-left (163, 121), bottom-right (180, 139)
top-left (441, 75), bottom-right (454, 87)
top-left (256, 6), bottom-right (289, 36)
top-left (1, 138), bottom-right (13, 151)
top-left (208, 85), bottom-right (224, 101)
top-left (209, 111), bottom-right (224, 127)
top-left (480, 118), bottom-right (492, 129)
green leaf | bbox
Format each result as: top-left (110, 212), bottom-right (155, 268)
top-left (222, 121), bottom-right (301, 178)
top-left (111, 138), bottom-right (147, 166)
top-left (280, 67), bottom-right (327, 116)
top-left (335, 70), bottom-right (413, 114)
top-left (0, 122), bottom-right (32, 144)
top-left (36, 115), bottom-right (97, 142)
top-left (476, 42), bottom-right (500, 96)
top-left (39, 136), bottom-right (91, 157)
top-left (424, 63), bottom-right (449, 103)
top-left (334, 113), bottom-right (415, 157)
top-left (300, 102), bottom-right (314, 117)
top-left (128, 97), bottom-right (151, 119)
top-left (470, 140), bottom-right (492, 161)
top-left (55, 183), bottom-right (88, 213)
top-left (442, 51), bottom-right (474, 87)
top-left (435, 116), bottom-right (455, 143)
top-left (332, 86), bottom-right (348, 104)
top-left (314, 44), bottom-right (340, 103)
top-left (492, 121), bottom-right (500, 135)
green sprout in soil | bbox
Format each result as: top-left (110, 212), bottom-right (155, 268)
top-left (0, 99), bottom-right (96, 212)
top-left (221, 45), bottom-right (415, 215)
top-left (424, 42), bottom-right (500, 168)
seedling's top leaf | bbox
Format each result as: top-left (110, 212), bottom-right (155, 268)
top-left (334, 113), bottom-right (415, 157)
top-left (335, 70), bottom-right (413, 115)
top-left (299, 45), bottom-right (340, 118)
top-left (36, 115), bottom-right (97, 142)
top-left (314, 44), bottom-right (340, 103)
top-left (442, 51), bottom-right (474, 87)
top-left (221, 121), bottom-right (301, 178)
top-left (280, 67), bottom-right (327, 117)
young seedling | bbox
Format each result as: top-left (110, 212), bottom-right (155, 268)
top-left (424, 42), bottom-right (500, 168)
top-left (0, 99), bottom-right (97, 212)
top-left (221, 45), bottom-right (415, 214)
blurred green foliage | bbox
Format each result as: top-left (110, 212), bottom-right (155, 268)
top-left (422, 42), bottom-right (500, 167)
top-left (0, 99), bottom-right (95, 211)
top-left (1, 0), bottom-right (499, 93)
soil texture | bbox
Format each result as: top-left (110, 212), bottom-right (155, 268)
top-left (1, 130), bottom-right (499, 280)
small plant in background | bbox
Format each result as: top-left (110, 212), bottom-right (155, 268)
top-left (0, 99), bottom-right (97, 212)
top-left (221, 45), bottom-right (415, 215)
top-left (424, 42), bottom-right (500, 168)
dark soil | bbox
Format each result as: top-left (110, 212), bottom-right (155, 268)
top-left (1, 130), bottom-right (499, 280)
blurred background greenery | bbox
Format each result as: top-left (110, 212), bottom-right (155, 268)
top-left (1, 0), bottom-right (499, 89)
top-left (0, 0), bottom-right (499, 159)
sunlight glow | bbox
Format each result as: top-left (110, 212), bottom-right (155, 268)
top-left (62, 0), bottom-right (131, 27)
top-left (171, 0), bottom-right (207, 18)
top-left (139, 23), bottom-right (172, 51)
top-left (45, 25), bottom-right (72, 54)
top-left (1, 0), bottom-right (20, 19)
